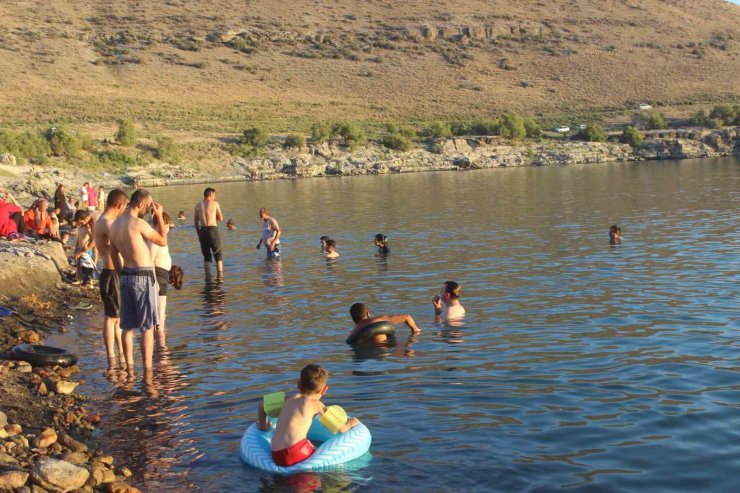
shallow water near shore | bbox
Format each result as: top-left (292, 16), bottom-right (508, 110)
top-left (49, 157), bottom-right (739, 492)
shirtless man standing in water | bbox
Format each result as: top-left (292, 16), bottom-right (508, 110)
top-left (92, 189), bottom-right (129, 367)
top-left (194, 188), bottom-right (224, 274)
top-left (110, 189), bottom-right (167, 372)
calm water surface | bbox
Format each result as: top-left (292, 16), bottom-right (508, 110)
top-left (51, 158), bottom-right (739, 492)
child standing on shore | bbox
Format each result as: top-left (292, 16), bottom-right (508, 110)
top-left (432, 281), bottom-right (466, 321)
top-left (257, 364), bottom-right (360, 467)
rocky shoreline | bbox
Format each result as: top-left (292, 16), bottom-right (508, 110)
top-left (0, 241), bottom-right (140, 492)
top-left (0, 128), bottom-right (737, 202)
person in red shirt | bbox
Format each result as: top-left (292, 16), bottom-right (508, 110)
top-left (87, 183), bottom-right (98, 212)
top-left (0, 191), bottom-right (24, 238)
top-left (23, 198), bottom-right (57, 239)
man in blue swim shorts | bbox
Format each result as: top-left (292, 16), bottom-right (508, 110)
top-left (109, 189), bottom-right (168, 372)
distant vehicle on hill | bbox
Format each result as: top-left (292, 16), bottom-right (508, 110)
top-left (554, 126), bottom-right (571, 133)
top-left (578, 124), bottom-right (588, 130)
top-left (638, 103), bottom-right (653, 110)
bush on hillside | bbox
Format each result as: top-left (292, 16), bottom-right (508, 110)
top-left (333, 122), bottom-right (366, 151)
top-left (709, 104), bottom-right (740, 126)
top-left (44, 127), bottom-right (81, 158)
top-left (96, 149), bottom-right (137, 172)
top-left (469, 119), bottom-right (500, 136)
top-left (622, 126), bottom-right (643, 148)
top-left (450, 121), bottom-right (469, 136)
top-left (116, 119), bottom-right (137, 146)
top-left (634, 110), bottom-right (665, 130)
top-left (577, 124), bottom-right (607, 142)
top-left (381, 133), bottom-right (413, 152)
top-left (498, 114), bottom-right (526, 139)
top-left (310, 122), bottom-right (332, 143)
top-left (155, 136), bottom-right (179, 162)
top-left (240, 126), bottom-right (270, 147)
top-left (386, 123), bottom-right (416, 139)
top-left (524, 118), bottom-right (542, 139)
top-left (284, 133), bottom-right (306, 149)
top-left (425, 121), bottom-right (452, 139)
top-left (0, 130), bottom-right (50, 162)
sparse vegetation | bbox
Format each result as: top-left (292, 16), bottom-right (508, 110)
top-left (577, 124), bottom-right (607, 142)
top-left (333, 122), bottom-right (366, 151)
top-left (116, 119), bottom-right (137, 146)
top-left (0, 130), bottom-right (50, 163)
top-left (498, 114), bottom-right (527, 140)
top-left (425, 122), bottom-right (453, 139)
top-left (524, 118), bottom-right (542, 139)
top-left (622, 126), bottom-right (644, 148)
top-left (284, 133), bottom-right (306, 149)
top-left (310, 123), bottom-right (332, 144)
top-left (155, 135), bottom-right (179, 162)
top-left (634, 111), bottom-right (666, 130)
top-left (240, 126), bottom-right (270, 148)
top-left (44, 127), bottom-right (81, 158)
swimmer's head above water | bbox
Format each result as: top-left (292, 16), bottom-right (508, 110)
top-left (609, 225), bottom-right (622, 244)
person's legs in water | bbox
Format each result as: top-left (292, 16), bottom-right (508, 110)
top-left (141, 328), bottom-right (154, 370)
top-left (157, 295), bottom-right (167, 348)
top-left (122, 329), bottom-right (135, 373)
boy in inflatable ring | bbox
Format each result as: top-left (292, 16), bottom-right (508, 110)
top-left (257, 364), bottom-right (360, 467)
top-left (348, 302), bottom-right (422, 344)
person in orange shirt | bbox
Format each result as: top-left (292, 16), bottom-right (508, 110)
top-left (23, 198), bottom-right (57, 239)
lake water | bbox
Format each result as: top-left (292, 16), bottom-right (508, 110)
top-left (50, 157), bottom-right (739, 492)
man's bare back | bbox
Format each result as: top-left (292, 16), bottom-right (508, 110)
top-left (110, 207), bottom-right (166, 269)
top-left (195, 199), bottom-right (222, 228)
top-left (94, 212), bottom-right (118, 270)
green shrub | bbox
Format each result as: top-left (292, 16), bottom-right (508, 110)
top-left (709, 105), bottom-right (740, 126)
top-left (96, 149), bottom-right (137, 171)
top-left (634, 110), bottom-right (665, 130)
top-left (44, 127), bottom-right (81, 158)
top-left (310, 122), bottom-right (332, 143)
top-left (334, 123), bottom-right (366, 151)
top-left (577, 124), bottom-right (607, 142)
top-left (524, 118), bottom-right (542, 139)
top-left (116, 119), bottom-right (137, 146)
top-left (386, 123), bottom-right (416, 139)
top-left (469, 119), bottom-right (499, 136)
top-left (240, 126), bottom-right (270, 147)
top-left (284, 133), bottom-right (306, 149)
top-left (382, 133), bottom-right (413, 151)
top-left (426, 121), bottom-right (452, 139)
top-left (0, 130), bottom-right (50, 161)
top-left (498, 114), bottom-right (526, 139)
top-left (155, 136), bottom-right (179, 162)
top-left (450, 121), bottom-right (469, 136)
top-left (622, 126), bottom-right (643, 148)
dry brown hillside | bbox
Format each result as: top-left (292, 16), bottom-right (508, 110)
top-left (0, 0), bottom-right (738, 131)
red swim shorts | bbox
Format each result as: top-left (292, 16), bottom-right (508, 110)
top-left (272, 438), bottom-right (316, 467)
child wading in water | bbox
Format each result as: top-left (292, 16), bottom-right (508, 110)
top-left (374, 233), bottom-right (390, 255)
top-left (325, 239), bottom-right (339, 259)
top-left (73, 210), bottom-right (97, 287)
top-left (433, 281), bottom-right (466, 321)
top-left (257, 364), bottom-right (360, 467)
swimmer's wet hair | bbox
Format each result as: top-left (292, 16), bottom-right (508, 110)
top-left (299, 364), bottom-right (328, 394)
top-left (609, 225), bottom-right (621, 236)
top-left (350, 302), bottom-right (369, 323)
top-left (326, 239), bottom-right (336, 249)
top-left (227, 219), bottom-right (235, 226)
top-left (259, 207), bottom-right (270, 217)
top-left (374, 233), bottom-right (387, 244)
top-left (443, 281), bottom-right (462, 299)
top-left (169, 265), bottom-right (184, 290)
top-left (106, 189), bottom-right (128, 209)
top-left (320, 235), bottom-right (330, 242)
top-left (204, 187), bottom-right (216, 197)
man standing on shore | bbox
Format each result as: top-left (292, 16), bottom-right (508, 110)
top-left (87, 183), bottom-right (97, 212)
top-left (79, 182), bottom-right (89, 209)
top-left (53, 183), bottom-right (67, 225)
top-left (92, 189), bottom-right (129, 368)
top-left (109, 189), bottom-right (167, 372)
top-left (256, 207), bottom-right (281, 260)
top-left (194, 187), bottom-right (224, 274)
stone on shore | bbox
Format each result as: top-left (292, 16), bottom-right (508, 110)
top-left (106, 482), bottom-right (141, 493)
top-left (31, 458), bottom-right (89, 492)
top-left (6, 423), bottom-right (23, 436)
top-left (53, 381), bottom-right (79, 395)
top-left (33, 428), bottom-right (58, 449)
top-left (58, 433), bottom-right (88, 453)
top-left (0, 411), bottom-right (7, 428)
top-left (0, 467), bottom-right (29, 490)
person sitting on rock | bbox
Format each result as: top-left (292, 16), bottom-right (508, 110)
top-left (23, 198), bottom-right (58, 240)
top-left (0, 191), bottom-right (24, 238)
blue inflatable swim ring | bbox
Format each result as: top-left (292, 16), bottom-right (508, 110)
top-left (240, 416), bottom-right (372, 474)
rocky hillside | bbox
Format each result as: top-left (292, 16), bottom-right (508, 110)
top-left (0, 0), bottom-right (738, 131)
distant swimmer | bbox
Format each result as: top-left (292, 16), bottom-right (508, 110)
top-left (177, 211), bottom-right (186, 220)
top-left (320, 235), bottom-right (330, 253)
top-left (227, 218), bottom-right (236, 231)
top-left (109, 189), bottom-right (167, 372)
top-left (325, 239), bottom-right (339, 259)
top-left (374, 233), bottom-right (390, 255)
top-left (348, 302), bottom-right (421, 344)
top-left (256, 207), bottom-right (281, 260)
top-left (195, 188), bottom-right (224, 273)
top-left (432, 281), bottom-right (466, 322)
top-left (609, 225), bottom-right (622, 245)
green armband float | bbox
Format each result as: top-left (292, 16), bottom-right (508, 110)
top-left (263, 391), bottom-right (285, 418)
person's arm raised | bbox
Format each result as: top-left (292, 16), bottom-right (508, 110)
top-left (386, 314), bottom-right (422, 334)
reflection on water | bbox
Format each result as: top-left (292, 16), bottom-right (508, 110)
top-left (50, 158), bottom-right (740, 492)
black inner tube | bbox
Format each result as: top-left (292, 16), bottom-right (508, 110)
top-left (346, 321), bottom-right (396, 345)
top-left (11, 344), bottom-right (78, 367)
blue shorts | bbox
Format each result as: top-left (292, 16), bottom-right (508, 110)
top-left (266, 245), bottom-right (281, 260)
top-left (120, 267), bottom-right (159, 331)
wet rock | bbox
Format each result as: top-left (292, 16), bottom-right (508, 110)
top-left (0, 411), bottom-right (7, 428)
top-left (33, 428), bottom-right (58, 449)
top-left (6, 423), bottom-right (23, 436)
top-left (97, 456), bottom-right (113, 466)
top-left (58, 433), bottom-right (88, 453)
top-left (31, 458), bottom-right (89, 492)
top-left (0, 467), bottom-right (30, 490)
top-left (0, 452), bottom-right (20, 465)
top-left (0, 428), bottom-right (8, 439)
top-left (18, 329), bottom-right (41, 344)
top-left (53, 381), bottom-right (79, 395)
top-left (106, 482), bottom-right (141, 493)
top-left (60, 452), bottom-right (88, 466)
top-left (11, 434), bottom-right (30, 448)
top-left (90, 464), bottom-right (116, 486)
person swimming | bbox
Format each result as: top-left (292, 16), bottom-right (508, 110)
top-left (325, 239), bottom-right (339, 259)
top-left (609, 225), bottom-right (621, 245)
top-left (227, 219), bottom-right (236, 231)
top-left (320, 235), bottom-right (330, 253)
top-left (374, 233), bottom-right (390, 255)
